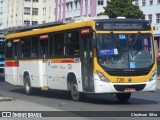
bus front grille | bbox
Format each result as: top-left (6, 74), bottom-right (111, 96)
top-left (113, 84), bottom-right (146, 91)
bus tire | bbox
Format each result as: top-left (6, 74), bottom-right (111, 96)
top-left (70, 82), bottom-right (85, 101)
top-left (24, 75), bottom-right (32, 95)
top-left (116, 93), bottom-right (131, 102)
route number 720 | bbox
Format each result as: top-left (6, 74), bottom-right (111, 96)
top-left (116, 78), bottom-right (124, 83)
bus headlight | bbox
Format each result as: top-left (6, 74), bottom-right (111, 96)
top-left (96, 70), bottom-right (110, 83)
top-left (148, 70), bottom-right (157, 82)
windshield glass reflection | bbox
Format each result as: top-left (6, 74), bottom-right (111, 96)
top-left (97, 33), bottom-right (154, 69)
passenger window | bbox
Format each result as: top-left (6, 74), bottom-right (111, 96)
top-left (49, 33), bottom-right (54, 57)
top-left (22, 38), bottom-right (31, 58)
top-left (5, 40), bottom-right (13, 59)
top-left (21, 37), bottom-right (39, 59)
top-left (66, 31), bottom-right (79, 56)
top-left (31, 37), bottom-right (38, 58)
top-left (54, 33), bottom-right (65, 57)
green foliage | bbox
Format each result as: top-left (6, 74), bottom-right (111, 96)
top-left (99, 0), bottom-right (145, 19)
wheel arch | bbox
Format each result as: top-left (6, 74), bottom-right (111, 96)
top-left (23, 71), bottom-right (30, 84)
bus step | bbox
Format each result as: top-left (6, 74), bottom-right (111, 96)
top-left (41, 87), bottom-right (49, 91)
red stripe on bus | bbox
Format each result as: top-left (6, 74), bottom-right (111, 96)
top-left (61, 60), bottom-right (74, 63)
top-left (5, 61), bottom-right (19, 67)
top-left (51, 59), bottom-right (75, 63)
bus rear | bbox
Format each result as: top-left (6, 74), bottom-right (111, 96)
top-left (91, 18), bottom-right (157, 101)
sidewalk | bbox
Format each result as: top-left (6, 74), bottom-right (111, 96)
top-left (0, 96), bottom-right (13, 102)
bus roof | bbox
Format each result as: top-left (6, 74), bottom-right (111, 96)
top-left (6, 19), bottom-right (95, 40)
top-left (6, 18), bottom-right (150, 40)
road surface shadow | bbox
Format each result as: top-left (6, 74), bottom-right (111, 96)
top-left (9, 87), bottom-right (159, 105)
top-left (0, 76), bottom-right (5, 82)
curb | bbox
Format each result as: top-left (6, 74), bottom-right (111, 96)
top-left (0, 97), bottom-right (14, 102)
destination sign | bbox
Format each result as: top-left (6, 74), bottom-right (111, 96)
top-left (96, 21), bottom-right (151, 31)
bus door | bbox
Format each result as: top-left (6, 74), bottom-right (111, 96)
top-left (39, 35), bottom-right (49, 89)
top-left (13, 39), bottom-right (21, 85)
top-left (80, 30), bottom-right (94, 92)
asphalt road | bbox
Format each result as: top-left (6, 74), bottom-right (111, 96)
top-left (0, 75), bottom-right (160, 120)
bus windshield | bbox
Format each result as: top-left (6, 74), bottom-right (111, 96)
top-left (97, 33), bottom-right (154, 69)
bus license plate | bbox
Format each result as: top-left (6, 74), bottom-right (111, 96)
top-left (124, 88), bottom-right (136, 93)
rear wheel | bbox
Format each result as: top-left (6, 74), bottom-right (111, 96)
top-left (24, 75), bottom-right (32, 95)
top-left (116, 93), bottom-right (131, 102)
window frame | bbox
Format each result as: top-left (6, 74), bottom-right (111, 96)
top-left (32, 8), bottom-right (38, 15)
top-left (32, 21), bottom-right (38, 25)
top-left (97, 0), bottom-right (104, 5)
top-left (142, 0), bottom-right (146, 6)
top-left (156, 13), bottom-right (160, 23)
top-left (135, 0), bottom-right (139, 6)
top-left (33, 0), bottom-right (39, 2)
top-left (149, 0), bottom-right (153, 5)
top-left (148, 14), bottom-right (152, 23)
top-left (157, 0), bottom-right (160, 4)
top-left (24, 7), bottom-right (31, 15)
top-left (24, 20), bottom-right (30, 27)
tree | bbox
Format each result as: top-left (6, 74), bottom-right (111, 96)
top-left (98, 0), bottom-right (145, 19)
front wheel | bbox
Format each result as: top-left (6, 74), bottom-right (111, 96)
top-left (70, 82), bottom-right (85, 101)
top-left (116, 93), bottom-right (131, 102)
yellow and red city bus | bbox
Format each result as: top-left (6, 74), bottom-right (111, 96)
top-left (5, 18), bottom-right (157, 102)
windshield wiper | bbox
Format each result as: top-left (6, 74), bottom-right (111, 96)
top-left (110, 31), bottom-right (119, 47)
top-left (131, 31), bottom-right (141, 45)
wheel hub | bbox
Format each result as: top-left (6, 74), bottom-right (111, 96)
top-left (72, 84), bottom-right (78, 97)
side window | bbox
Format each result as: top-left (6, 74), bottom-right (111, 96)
top-left (13, 39), bottom-right (21, 59)
top-left (5, 40), bottom-right (13, 59)
top-left (49, 33), bottom-right (54, 57)
top-left (66, 31), bottom-right (80, 56)
top-left (31, 36), bottom-right (38, 58)
top-left (39, 34), bottom-right (48, 59)
top-left (22, 37), bottom-right (31, 58)
top-left (54, 33), bottom-right (65, 57)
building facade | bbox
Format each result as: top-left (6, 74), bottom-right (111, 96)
top-left (0, 0), bottom-right (5, 29)
top-left (55, 0), bottom-right (110, 21)
top-left (1, 0), bottom-right (110, 29)
top-left (134, 0), bottom-right (160, 55)
top-left (42, 0), bottom-right (55, 23)
top-left (0, 0), bottom-right (55, 29)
